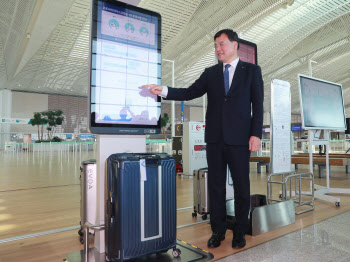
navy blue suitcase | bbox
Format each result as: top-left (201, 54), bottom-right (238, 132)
top-left (105, 153), bottom-right (179, 261)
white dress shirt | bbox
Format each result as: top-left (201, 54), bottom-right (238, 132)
top-left (159, 57), bottom-right (240, 98)
top-left (160, 85), bottom-right (169, 98)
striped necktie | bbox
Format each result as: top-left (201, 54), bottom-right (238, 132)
top-left (224, 64), bottom-right (231, 95)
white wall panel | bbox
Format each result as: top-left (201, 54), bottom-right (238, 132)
top-left (190, 106), bottom-right (204, 122)
top-left (11, 92), bottom-right (48, 118)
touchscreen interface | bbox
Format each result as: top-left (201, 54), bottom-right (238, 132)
top-left (89, 0), bottom-right (161, 134)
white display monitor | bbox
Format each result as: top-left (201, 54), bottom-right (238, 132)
top-left (298, 74), bottom-right (346, 130)
top-left (89, 0), bottom-right (161, 134)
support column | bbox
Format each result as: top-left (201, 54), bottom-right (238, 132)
top-left (202, 95), bottom-right (206, 123)
top-left (0, 90), bottom-right (12, 150)
top-left (171, 101), bottom-right (175, 137)
top-left (163, 59), bottom-right (175, 137)
top-left (181, 101), bottom-right (184, 123)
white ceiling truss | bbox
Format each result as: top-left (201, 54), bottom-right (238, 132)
top-left (0, 0), bottom-right (350, 116)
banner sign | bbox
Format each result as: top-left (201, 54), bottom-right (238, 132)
top-left (0, 118), bottom-right (31, 124)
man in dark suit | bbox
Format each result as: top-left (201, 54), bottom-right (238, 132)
top-left (142, 29), bottom-right (264, 249)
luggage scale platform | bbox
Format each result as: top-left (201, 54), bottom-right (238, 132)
top-left (64, 240), bottom-right (214, 262)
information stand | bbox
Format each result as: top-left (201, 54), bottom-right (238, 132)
top-left (299, 74), bottom-right (350, 206)
top-left (268, 79), bottom-right (314, 214)
top-left (88, 0), bottom-right (162, 251)
top-left (270, 79), bottom-right (292, 174)
top-left (69, 0), bottom-right (162, 259)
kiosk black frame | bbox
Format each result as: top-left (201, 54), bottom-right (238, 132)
top-left (88, 0), bottom-right (162, 135)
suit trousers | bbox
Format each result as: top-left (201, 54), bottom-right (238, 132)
top-left (206, 141), bottom-right (251, 234)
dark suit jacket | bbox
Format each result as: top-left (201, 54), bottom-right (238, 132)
top-left (165, 60), bottom-right (264, 145)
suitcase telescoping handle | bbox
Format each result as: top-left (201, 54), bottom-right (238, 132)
top-left (197, 167), bottom-right (208, 179)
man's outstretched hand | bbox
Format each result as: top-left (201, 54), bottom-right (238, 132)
top-left (141, 84), bottom-right (163, 95)
top-left (249, 136), bottom-right (261, 152)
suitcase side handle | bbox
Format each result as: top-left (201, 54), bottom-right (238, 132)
top-left (145, 159), bottom-right (161, 167)
top-left (134, 154), bottom-right (160, 159)
top-left (135, 154), bottom-right (162, 167)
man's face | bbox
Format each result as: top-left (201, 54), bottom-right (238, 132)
top-left (215, 33), bottom-right (238, 63)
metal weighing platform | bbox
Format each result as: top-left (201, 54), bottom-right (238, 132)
top-left (64, 240), bottom-right (214, 262)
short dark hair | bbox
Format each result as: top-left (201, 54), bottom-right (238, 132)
top-left (214, 29), bottom-right (240, 49)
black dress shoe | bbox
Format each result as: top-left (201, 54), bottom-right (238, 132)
top-left (207, 232), bottom-right (225, 248)
top-left (232, 231), bottom-right (246, 248)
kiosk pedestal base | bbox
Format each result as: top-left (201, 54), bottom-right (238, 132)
top-left (314, 188), bottom-right (350, 206)
top-left (64, 240), bottom-right (213, 262)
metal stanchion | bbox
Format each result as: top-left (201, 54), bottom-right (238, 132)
top-left (84, 222), bottom-right (105, 262)
top-left (267, 172), bottom-right (314, 214)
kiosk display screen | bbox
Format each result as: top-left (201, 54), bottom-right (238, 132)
top-left (89, 0), bottom-right (161, 134)
top-left (237, 39), bottom-right (257, 65)
top-left (298, 74), bottom-right (346, 130)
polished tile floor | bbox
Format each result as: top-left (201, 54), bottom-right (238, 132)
top-left (1, 147), bottom-right (350, 261)
top-left (218, 210), bottom-right (350, 262)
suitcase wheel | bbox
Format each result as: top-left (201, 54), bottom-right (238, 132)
top-left (172, 248), bottom-right (181, 258)
top-left (201, 214), bottom-right (208, 220)
top-left (192, 212), bottom-right (197, 218)
top-left (79, 235), bottom-right (84, 244)
top-left (78, 228), bottom-right (83, 236)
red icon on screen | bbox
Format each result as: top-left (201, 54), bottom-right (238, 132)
top-left (196, 125), bottom-right (201, 131)
top-left (194, 145), bottom-right (206, 151)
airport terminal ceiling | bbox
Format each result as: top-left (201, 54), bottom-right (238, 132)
top-left (0, 0), bottom-right (350, 115)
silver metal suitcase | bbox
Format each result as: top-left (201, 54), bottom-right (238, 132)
top-left (192, 168), bottom-right (209, 220)
top-left (226, 168), bottom-right (234, 200)
top-left (78, 159), bottom-right (98, 243)
top-left (192, 167), bottom-right (234, 220)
